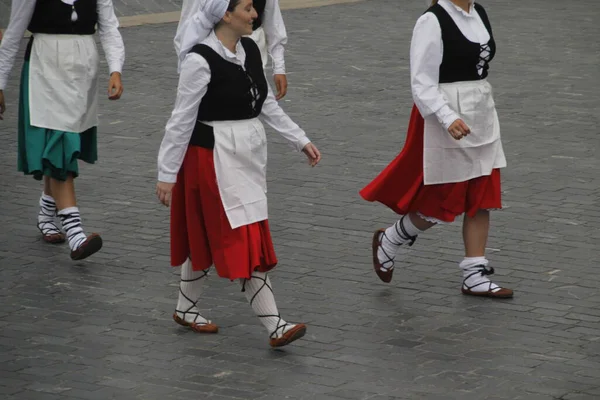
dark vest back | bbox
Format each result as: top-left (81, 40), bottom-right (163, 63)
top-left (188, 38), bottom-right (268, 149)
top-left (426, 3), bottom-right (495, 83)
top-left (28, 0), bottom-right (99, 35)
top-left (252, 0), bottom-right (267, 30)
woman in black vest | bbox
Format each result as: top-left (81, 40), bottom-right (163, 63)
top-left (156, 0), bottom-right (321, 347)
top-left (361, 0), bottom-right (512, 298)
top-left (0, 0), bottom-right (125, 261)
top-left (247, 0), bottom-right (289, 99)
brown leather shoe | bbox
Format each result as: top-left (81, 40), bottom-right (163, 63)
top-left (70, 233), bottom-right (103, 261)
top-left (270, 324), bottom-right (307, 348)
top-left (372, 229), bottom-right (393, 283)
top-left (173, 313), bottom-right (219, 333)
top-left (42, 232), bottom-right (66, 244)
top-left (462, 287), bottom-right (514, 298)
top-left (37, 222), bottom-right (66, 244)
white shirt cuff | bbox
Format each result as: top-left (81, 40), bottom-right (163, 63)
top-left (109, 65), bottom-right (122, 75)
top-left (270, 47), bottom-right (286, 75)
top-left (296, 136), bottom-right (311, 152)
top-left (435, 105), bottom-right (460, 130)
top-left (158, 171), bottom-right (177, 184)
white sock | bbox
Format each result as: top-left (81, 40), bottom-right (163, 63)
top-left (377, 215), bottom-right (422, 268)
top-left (176, 259), bottom-right (210, 324)
top-left (37, 193), bottom-right (61, 234)
top-left (460, 257), bottom-right (500, 293)
top-left (57, 207), bottom-right (87, 251)
top-left (240, 272), bottom-right (294, 339)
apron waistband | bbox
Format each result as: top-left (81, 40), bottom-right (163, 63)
top-left (190, 118), bottom-right (262, 150)
top-left (439, 78), bottom-right (489, 90)
top-left (189, 121), bottom-right (215, 149)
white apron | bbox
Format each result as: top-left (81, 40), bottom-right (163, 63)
top-left (423, 79), bottom-right (506, 185)
top-left (28, 34), bottom-right (100, 133)
top-left (203, 118), bottom-right (268, 229)
top-left (247, 27), bottom-right (268, 68)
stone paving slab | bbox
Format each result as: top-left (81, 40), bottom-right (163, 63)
top-left (1, 0), bottom-right (600, 399)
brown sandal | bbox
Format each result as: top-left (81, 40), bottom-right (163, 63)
top-left (372, 229), bottom-right (394, 283)
top-left (37, 221), bottom-right (66, 244)
top-left (461, 265), bottom-right (514, 298)
top-left (173, 312), bottom-right (218, 333)
top-left (70, 233), bottom-right (103, 260)
top-left (270, 324), bottom-right (307, 348)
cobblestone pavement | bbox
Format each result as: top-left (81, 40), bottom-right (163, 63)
top-left (1, 0), bottom-right (600, 399)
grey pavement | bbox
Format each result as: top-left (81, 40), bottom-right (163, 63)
top-left (1, 0), bottom-right (600, 399)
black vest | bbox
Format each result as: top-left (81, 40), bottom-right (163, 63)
top-left (426, 3), bottom-right (495, 83)
top-left (252, 0), bottom-right (266, 30)
top-left (25, 0), bottom-right (99, 61)
top-left (189, 38), bottom-right (268, 149)
top-left (28, 0), bottom-right (99, 35)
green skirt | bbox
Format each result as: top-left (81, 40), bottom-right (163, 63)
top-left (18, 61), bottom-right (98, 181)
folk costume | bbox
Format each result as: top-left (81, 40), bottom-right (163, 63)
top-left (360, 0), bottom-right (512, 297)
top-left (0, 0), bottom-right (125, 259)
top-left (159, 0), bottom-right (312, 347)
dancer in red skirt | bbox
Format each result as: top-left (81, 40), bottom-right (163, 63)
top-left (361, 0), bottom-right (512, 298)
top-left (156, 0), bottom-right (321, 347)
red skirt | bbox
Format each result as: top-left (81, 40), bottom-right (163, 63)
top-left (170, 146), bottom-right (277, 280)
top-left (359, 104), bottom-right (502, 223)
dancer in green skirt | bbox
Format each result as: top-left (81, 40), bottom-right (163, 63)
top-left (0, 0), bottom-right (125, 260)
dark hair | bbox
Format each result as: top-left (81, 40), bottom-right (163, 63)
top-left (227, 0), bottom-right (241, 12)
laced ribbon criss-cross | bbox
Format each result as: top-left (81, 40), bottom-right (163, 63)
top-left (378, 215), bottom-right (417, 272)
top-left (242, 274), bottom-right (288, 339)
top-left (175, 269), bottom-right (210, 325)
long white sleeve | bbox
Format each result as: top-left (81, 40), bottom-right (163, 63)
top-left (97, 0), bottom-right (125, 74)
top-left (174, 0), bottom-right (196, 56)
top-left (157, 54), bottom-right (211, 183)
top-left (262, 0), bottom-right (287, 75)
top-left (410, 13), bottom-right (459, 130)
top-left (259, 80), bottom-right (310, 152)
top-left (0, 0), bottom-right (36, 91)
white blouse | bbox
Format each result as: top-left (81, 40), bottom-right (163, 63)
top-left (157, 31), bottom-right (310, 184)
top-left (0, 0), bottom-right (125, 91)
top-left (410, 0), bottom-right (491, 130)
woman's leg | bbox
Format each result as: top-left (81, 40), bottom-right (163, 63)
top-left (51, 175), bottom-right (102, 260)
top-left (173, 259), bottom-right (217, 333)
top-left (460, 210), bottom-right (512, 298)
top-left (372, 212), bottom-right (437, 282)
top-left (463, 209), bottom-right (489, 258)
top-left (37, 176), bottom-right (65, 243)
top-left (239, 271), bottom-right (306, 347)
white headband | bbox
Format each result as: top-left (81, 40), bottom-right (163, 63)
top-left (174, 0), bottom-right (230, 72)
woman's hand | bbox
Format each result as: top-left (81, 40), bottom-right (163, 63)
top-left (0, 90), bottom-right (5, 120)
top-left (274, 74), bottom-right (287, 100)
top-left (302, 143), bottom-right (321, 167)
top-left (108, 72), bottom-right (124, 100)
top-left (448, 119), bottom-right (470, 140)
top-left (156, 181), bottom-right (176, 207)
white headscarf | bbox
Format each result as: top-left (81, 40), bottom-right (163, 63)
top-left (174, 0), bottom-right (230, 72)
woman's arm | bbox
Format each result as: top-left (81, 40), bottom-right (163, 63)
top-left (410, 12), bottom-right (459, 130)
top-left (97, 0), bottom-right (125, 75)
top-left (0, 0), bottom-right (36, 91)
top-left (262, 0), bottom-right (287, 75)
top-left (157, 53), bottom-right (211, 184)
